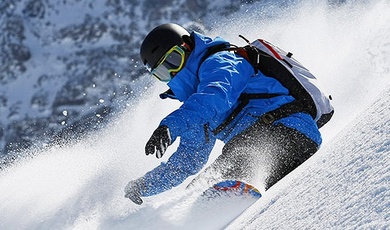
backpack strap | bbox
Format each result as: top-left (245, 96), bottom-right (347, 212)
top-left (258, 100), bottom-right (303, 125)
top-left (211, 94), bottom-right (303, 135)
top-left (200, 44), bottom-right (260, 74)
top-left (200, 44), bottom-right (236, 63)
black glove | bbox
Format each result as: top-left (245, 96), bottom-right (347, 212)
top-left (145, 125), bottom-right (172, 158)
top-left (124, 179), bottom-right (144, 205)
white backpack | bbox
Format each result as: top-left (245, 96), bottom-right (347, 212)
top-left (202, 37), bottom-right (334, 128)
top-left (249, 39), bottom-right (334, 127)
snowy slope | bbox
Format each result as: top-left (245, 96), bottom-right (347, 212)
top-left (227, 88), bottom-right (390, 229)
top-left (0, 1), bottom-right (389, 229)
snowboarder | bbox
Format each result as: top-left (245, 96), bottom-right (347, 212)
top-left (124, 23), bottom-right (322, 205)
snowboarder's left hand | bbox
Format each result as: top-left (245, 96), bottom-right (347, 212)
top-left (145, 125), bottom-right (172, 158)
top-left (124, 180), bottom-right (144, 205)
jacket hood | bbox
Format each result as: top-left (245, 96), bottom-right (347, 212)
top-left (161, 31), bottom-right (230, 101)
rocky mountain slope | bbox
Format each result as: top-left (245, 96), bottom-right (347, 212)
top-left (0, 0), bottom-right (257, 155)
top-left (0, 0), bottom-right (344, 158)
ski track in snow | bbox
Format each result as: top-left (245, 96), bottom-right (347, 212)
top-left (0, 1), bottom-right (389, 229)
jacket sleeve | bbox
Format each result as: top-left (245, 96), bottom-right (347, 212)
top-left (161, 52), bottom-right (255, 140)
top-left (139, 52), bottom-right (254, 197)
top-left (139, 125), bottom-right (216, 197)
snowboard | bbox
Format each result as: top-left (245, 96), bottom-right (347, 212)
top-left (184, 179), bottom-right (262, 228)
top-left (202, 180), bottom-right (262, 199)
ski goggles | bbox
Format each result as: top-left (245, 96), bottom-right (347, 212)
top-left (150, 45), bottom-right (186, 82)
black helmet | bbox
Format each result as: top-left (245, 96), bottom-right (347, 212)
top-left (140, 23), bottom-right (190, 70)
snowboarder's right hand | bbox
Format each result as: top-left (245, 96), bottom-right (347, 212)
top-left (145, 125), bottom-right (172, 158)
top-left (124, 179), bottom-right (144, 205)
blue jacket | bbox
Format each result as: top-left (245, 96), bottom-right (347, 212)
top-left (139, 32), bottom-right (321, 197)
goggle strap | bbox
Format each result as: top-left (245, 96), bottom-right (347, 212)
top-left (181, 42), bottom-right (192, 52)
